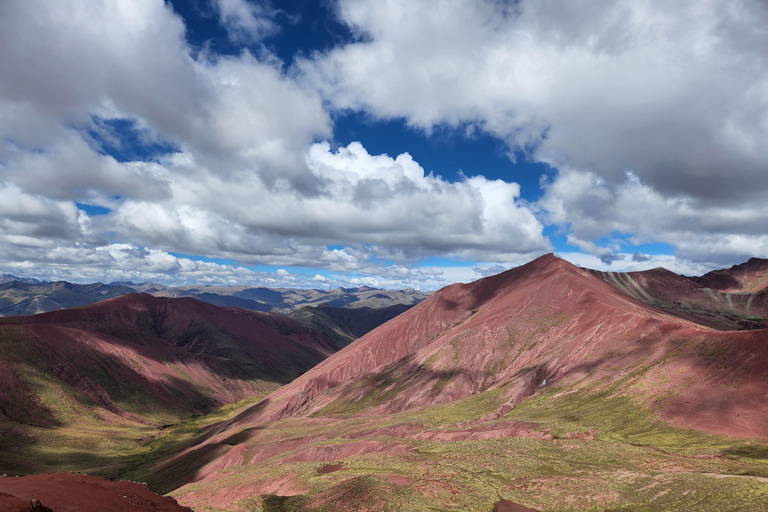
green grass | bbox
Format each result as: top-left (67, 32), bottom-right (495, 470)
top-left (131, 379), bottom-right (768, 512)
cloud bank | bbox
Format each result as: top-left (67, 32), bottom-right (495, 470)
top-left (0, 0), bottom-right (766, 288)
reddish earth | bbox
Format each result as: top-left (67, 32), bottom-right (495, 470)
top-left (591, 266), bottom-right (768, 330)
top-left (693, 257), bottom-right (768, 293)
top-left (0, 473), bottom-right (191, 511)
top-left (202, 254), bottom-right (768, 440)
top-left (6, 256), bottom-right (768, 510)
top-left (495, 500), bottom-right (540, 512)
top-left (316, 463), bottom-right (345, 474)
top-left (143, 254), bottom-right (768, 503)
top-left (0, 294), bottom-right (338, 427)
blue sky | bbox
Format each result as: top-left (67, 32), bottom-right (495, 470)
top-left (0, 0), bottom-right (766, 290)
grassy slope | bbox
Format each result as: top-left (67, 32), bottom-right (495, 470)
top-left (0, 321), bottom-right (281, 476)
top-left (126, 258), bottom-right (768, 511)
top-left (122, 378), bottom-right (768, 512)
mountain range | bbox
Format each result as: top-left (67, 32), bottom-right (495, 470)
top-left (139, 255), bottom-right (768, 511)
top-left (2, 255), bottom-right (768, 511)
top-left (0, 278), bottom-right (429, 317)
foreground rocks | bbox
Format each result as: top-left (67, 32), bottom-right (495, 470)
top-left (0, 473), bottom-right (191, 512)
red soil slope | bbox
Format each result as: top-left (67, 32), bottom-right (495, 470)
top-left (591, 267), bottom-right (768, 330)
top-left (0, 294), bottom-right (337, 428)
top-left (0, 473), bottom-right (191, 511)
top-left (694, 258), bottom-right (768, 294)
top-left (211, 254), bottom-right (768, 440)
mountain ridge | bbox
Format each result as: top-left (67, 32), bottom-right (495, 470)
top-left (0, 279), bottom-right (430, 317)
top-left (188, 254), bottom-right (767, 437)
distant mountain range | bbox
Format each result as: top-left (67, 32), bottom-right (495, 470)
top-left (0, 280), bottom-right (138, 316)
top-left (0, 278), bottom-right (430, 317)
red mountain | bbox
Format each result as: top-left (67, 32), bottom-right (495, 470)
top-left (211, 254), bottom-right (767, 439)
top-left (590, 266), bottom-right (768, 330)
top-left (0, 293), bottom-right (344, 474)
top-left (693, 257), bottom-right (768, 293)
top-left (133, 255), bottom-right (768, 511)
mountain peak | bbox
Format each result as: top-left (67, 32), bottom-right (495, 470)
top-left (695, 257), bottom-right (768, 293)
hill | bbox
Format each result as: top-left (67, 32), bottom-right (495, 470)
top-left (0, 473), bottom-right (191, 512)
top-left (0, 294), bottom-right (343, 475)
top-left (138, 254), bottom-right (768, 511)
top-left (692, 257), bottom-right (768, 294)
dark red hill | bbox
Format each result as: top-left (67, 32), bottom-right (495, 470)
top-left (0, 473), bottom-right (191, 511)
top-left (693, 257), bottom-right (768, 293)
top-left (591, 267), bottom-right (768, 330)
top-left (0, 294), bottom-right (336, 435)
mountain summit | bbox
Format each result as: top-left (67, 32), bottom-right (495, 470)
top-left (215, 253), bottom-right (767, 438)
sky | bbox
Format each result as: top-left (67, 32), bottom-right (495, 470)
top-left (0, 0), bottom-right (767, 291)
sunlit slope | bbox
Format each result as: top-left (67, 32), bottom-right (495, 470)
top-left (214, 254), bottom-right (767, 439)
top-left (131, 255), bottom-right (768, 511)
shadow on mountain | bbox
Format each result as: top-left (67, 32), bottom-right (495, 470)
top-left (142, 398), bottom-right (271, 494)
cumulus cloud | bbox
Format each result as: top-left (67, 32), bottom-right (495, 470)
top-left (300, 0), bottom-right (768, 265)
top-left (85, 142), bottom-right (548, 268)
top-left (213, 0), bottom-right (278, 42)
top-left (1, 0), bottom-right (766, 290)
top-left (538, 168), bottom-right (768, 265)
top-left (302, 0), bottom-right (768, 201)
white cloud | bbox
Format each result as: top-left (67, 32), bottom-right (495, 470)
top-left (213, 0), bottom-right (278, 42)
top-left (302, 0), bottom-right (768, 203)
top-left (90, 142), bottom-right (548, 267)
top-left (538, 168), bottom-right (768, 265)
top-left (299, 0), bottom-right (768, 266)
top-left (1, 0), bottom-right (766, 290)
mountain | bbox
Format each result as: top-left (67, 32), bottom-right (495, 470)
top-left (164, 285), bottom-right (430, 314)
top-left (108, 281), bottom-right (172, 293)
top-left (190, 292), bottom-right (274, 312)
top-left (590, 266), bottom-right (768, 330)
top-left (0, 277), bottom-right (430, 317)
top-left (313, 304), bottom-right (413, 338)
top-left (140, 254), bottom-right (768, 511)
top-left (0, 280), bottom-right (137, 316)
top-left (288, 303), bottom-right (413, 348)
top-left (232, 254), bottom-right (767, 434)
top-left (692, 257), bottom-right (768, 294)
top-left (0, 294), bottom-right (345, 475)
top-left (0, 275), bottom-right (40, 284)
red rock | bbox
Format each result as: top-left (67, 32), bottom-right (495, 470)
top-left (0, 473), bottom-right (191, 512)
top-left (495, 499), bottom-right (540, 512)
